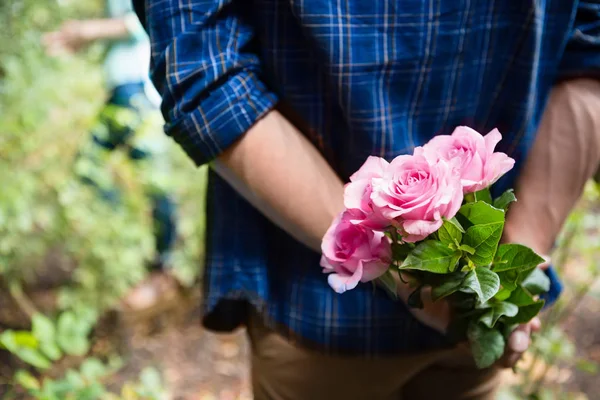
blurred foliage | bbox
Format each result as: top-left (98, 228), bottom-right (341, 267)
top-left (1, 0), bottom-right (206, 396)
top-left (9, 358), bottom-right (168, 400)
top-left (0, 0), bottom-right (206, 309)
top-left (500, 182), bottom-right (600, 400)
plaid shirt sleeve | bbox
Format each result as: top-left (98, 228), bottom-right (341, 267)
top-left (146, 0), bottom-right (279, 166)
top-left (558, 0), bottom-right (600, 80)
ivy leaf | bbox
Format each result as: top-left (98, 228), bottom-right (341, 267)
top-left (479, 302), bottom-right (519, 328)
top-left (438, 219), bottom-right (463, 247)
top-left (431, 273), bottom-right (466, 301)
top-left (462, 266), bottom-right (500, 303)
top-left (493, 244), bottom-right (545, 273)
top-left (399, 241), bottom-right (461, 274)
top-left (521, 268), bottom-right (551, 295)
top-left (493, 189), bottom-right (517, 211)
top-left (468, 323), bottom-right (505, 368)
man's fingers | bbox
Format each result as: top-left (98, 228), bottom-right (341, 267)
top-left (530, 317), bottom-right (542, 332)
top-left (508, 324), bottom-right (531, 353)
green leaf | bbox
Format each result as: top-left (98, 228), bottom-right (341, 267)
top-left (15, 348), bottom-right (51, 369)
top-left (57, 312), bottom-right (91, 356)
top-left (493, 189), bottom-right (517, 211)
top-left (14, 370), bottom-right (40, 391)
top-left (458, 201), bottom-right (505, 226)
top-left (459, 244), bottom-right (476, 255)
top-left (399, 240), bottom-right (461, 274)
top-left (493, 244), bottom-right (545, 273)
top-left (0, 330), bottom-right (38, 351)
top-left (31, 314), bottom-right (61, 360)
top-left (494, 287), bottom-right (513, 301)
top-left (463, 222), bottom-right (504, 266)
top-left (80, 358), bottom-right (108, 380)
top-left (479, 302), bottom-right (519, 328)
top-left (497, 269), bottom-right (519, 291)
top-left (0, 331), bottom-right (49, 369)
top-left (462, 267), bottom-right (500, 303)
top-left (40, 342), bottom-right (62, 361)
top-left (521, 268), bottom-right (551, 295)
top-left (468, 323), bottom-right (505, 368)
top-left (504, 300), bottom-right (545, 324)
top-left (473, 188), bottom-right (493, 204)
top-left (391, 242), bottom-right (412, 260)
top-left (506, 286), bottom-right (536, 306)
top-left (431, 273), bottom-right (466, 301)
top-left (32, 314), bottom-right (56, 342)
top-left (438, 219), bottom-right (463, 247)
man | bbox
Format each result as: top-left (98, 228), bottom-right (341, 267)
top-left (43, 0), bottom-right (179, 311)
top-left (143, 1), bottom-right (600, 398)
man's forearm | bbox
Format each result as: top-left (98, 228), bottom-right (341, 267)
top-left (215, 110), bottom-right (345, 252)
top-left (505, 79), bottom-right (600, 254)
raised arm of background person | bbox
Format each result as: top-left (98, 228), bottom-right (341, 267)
top-left (145, 0), bottom-right (344, 252)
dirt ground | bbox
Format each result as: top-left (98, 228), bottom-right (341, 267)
top-left (2, 274), bottom-right (599, 399)
top-left (108, 290), bottom-right (600, 400)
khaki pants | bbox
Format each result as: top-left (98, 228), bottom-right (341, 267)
top-left (247, 313), bottom-right (501, 400)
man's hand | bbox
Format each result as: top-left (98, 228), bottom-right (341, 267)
top-left (395, 256), bottom-right (550, 369)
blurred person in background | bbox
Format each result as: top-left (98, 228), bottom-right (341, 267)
top-left (42, 0), bottom-right (179, 312)
top-left (140, 1), bottom-right (600, 399)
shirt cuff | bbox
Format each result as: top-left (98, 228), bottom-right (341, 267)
top-left (557, 53), bottom-right (600, 81)
top-left (165, 71), bottom-right (279, 166)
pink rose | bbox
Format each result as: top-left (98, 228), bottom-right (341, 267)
top-left (321, 212), bottom-right (392, 294)
top-left (422, 127), bottom-right (515, 193)
top-left (343, 156), bottom-right (390, 229)
top-left (371, 154), bottom-right (463, 242)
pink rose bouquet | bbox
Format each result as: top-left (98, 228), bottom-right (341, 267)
top-left (321, 126), bottom-right (548, 368)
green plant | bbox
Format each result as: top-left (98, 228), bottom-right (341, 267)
top-left (0, 312), bottom-right (96, 369)
top-left (503, 181), bottom-right (600, 399)
top-left (11, 357), bottom-right (168, 400)
top-left (1, 0), bottom-right (207, 395)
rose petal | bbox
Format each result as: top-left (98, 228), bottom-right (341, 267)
top-left (360, 259), bottom-right (390, 282)
top-left (344, 179), bottom-right (371, 210)
top-left (401, 219), bottom-right (443, 240)
top-left (350, 156), bottom-right (389, 181)
top-left (327, 263), bottom-right (364, 294)
top-left (483, 128), bottom-right (502, 155)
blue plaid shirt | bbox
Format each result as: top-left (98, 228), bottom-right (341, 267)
top-left (146, 0), bottom-right (600, 356)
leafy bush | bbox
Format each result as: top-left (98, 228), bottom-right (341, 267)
top-left (1, 0), bottom-right (207, 396)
